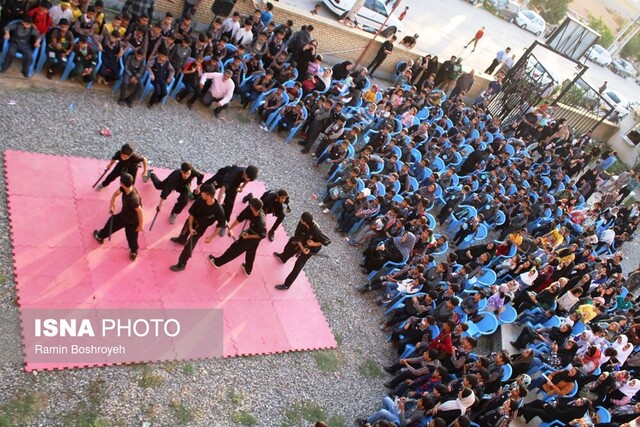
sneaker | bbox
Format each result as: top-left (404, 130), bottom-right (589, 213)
top-left (125, 99), bottom-right (133, 108)
top-left (130, 252), bottom-right (138, 261)
top-left (322, 208), bottom-right (330, 214)
top-left (170, 237), bottom-right (187, 245)
top-left (275, 284), bottom-right (290, 290)
top-left (169, 213), bottom-right (177, 224)
top-left (208, 255), bottom-right (220, 269)
top-left (93, 230), bottom-right (104, 244)
top-left (318, 202), bottom-right (325, 207)
top-left (273, 252), bottom-right (285, 263)
top-left (95, 184), bottom-right (104, 191)
top-left (46, 69), bottom-right (53, 79)
top-left (219, 227), bottom-right (226, 237)
top-left (268, 231), bottom-right (275, 242)
top-left (169, 264), bottom-right (186, 272)
top-left (241, 263), bottom-right (250, 276)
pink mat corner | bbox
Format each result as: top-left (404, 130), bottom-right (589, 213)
top-left (5, 150), bottom-right (337, 370)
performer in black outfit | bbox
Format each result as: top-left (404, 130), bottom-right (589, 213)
top-left (242, 188), bottom-right (290, 241)
top-left (202, 164), bottom-right (259, 235)
top-left (209, 198), bottom-right (266, 276)
top-left (96, 143), bottom-right (148, 190)
top-left (273, 212), bottom-right (330, 290)
top-left (148, 162), bottom-right (204, 224)
top-left (93, 173), bottom-right (144, 260)
top-left (169, 184), bottom-right (227, 271)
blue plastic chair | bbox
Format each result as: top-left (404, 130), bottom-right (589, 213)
top-left (498, 304), bottom-right (517, 324)
top-left (284, 106), bottom-right (308, 143)
top-left (501, 364), bottom-right (513, 382)
top-left (596, 406), bottom-right (611, 423)
top-left (476, 312), bottom-right (499, 336)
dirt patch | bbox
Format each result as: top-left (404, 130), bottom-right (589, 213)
top-left (569, 0), bottom-right (636, 33)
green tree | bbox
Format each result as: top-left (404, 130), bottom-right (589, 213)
top-left (589, 15), bottom-right (615, 48)
top-left (529, 0), bottom-right (571, 24)
top-left (621, 32), bottom-right (640, 62)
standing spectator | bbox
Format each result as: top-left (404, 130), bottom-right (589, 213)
top-left (220, 11), bottom-right (241, 41)
top-left (181, 0), bottom-right (200, 20)
top-left (438, 57), bottom-right (462, 93)
top-left (27, 1), bottom-right (52, 35)
top-left (449, 69), bottom-right (475, 100)
top-left (501, 53), bottom-right (516, 73)
top-left (485, 47), bottom-right (510, 75)
top-left (435, 55), bottom-right (455, 87)
top-left (122, 0), bottom-right (154, 24)
top-left (0, 16), bottom-right (41, 77)
top-left (399, 6), bottom-right (409, 21)
top-left (368, 35), bottom-right (396, 77)
top-left (598, 81), bottom-right (607, 94)
top-left (287, 24), bottom-right (313, 64)
top-left (146, 47), bottom-right (175, 107)
top-left (49, 1), bottom-right (73, 26)
top-left (464, 26), bottom-right (485, 52)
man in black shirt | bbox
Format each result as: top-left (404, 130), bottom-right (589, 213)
top-left (202, 164), bottom-right (259, 235)
top-left (148, 162), bottom-right (204, 224)
top-left (273, 212), bottom-right (328, 290)
top-left (209, 198), bottom-right (266, 276)
top-left (367, 35), bottom-right (396, 77)
top-left (169, 184), bottom-right (226, 271)
top-left (93, 173), bottom-right (144, 260)
top-left (96, 143), bottom-right (148, 190)
top-left (242, 188), bottom-right (290, 242)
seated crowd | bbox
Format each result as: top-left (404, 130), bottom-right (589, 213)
top-left (3, 2), bottom-right (640, 427)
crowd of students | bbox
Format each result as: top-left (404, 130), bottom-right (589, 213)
top-left (3, 1), bottom-right (640, 426)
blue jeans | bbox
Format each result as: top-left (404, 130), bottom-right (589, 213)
top-left (367, 397), bottom-right (400, 425)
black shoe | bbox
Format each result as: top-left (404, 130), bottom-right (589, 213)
top-left (93, 230), bottom-right (104, 244)
top-left (242, 192), bottom-right (254, 203)
top-left (187, 102), bottom-right (193, 110)
top-left (170, 237), bottom-right (187, 245)
top-left (268, 231), bottom-right (275, 242)
top-left (208, 255), bottom-right (220, 269)
top-left (301, 148), bottom-right (310, 154)
top-left (356, 284), bottom-right (370, 293)
top-left (23, 73), bottom-right (29, 78)
top-left (125, 99), bottom-right (133, 108)
top-left (273, 252), bottom-right (285, 263)
top-left (117, 99), bottom-right (125, 106)
top-left (46, 69), bottom-right (53, 79)
top-left (355, 418), bottom-right (368, 427)
top-left (130, 252), bottom-right (138, 261)
top-left (275, 284), bottom-right (290, 290)
top-left (170, 264), bottom-right (186, 272)
top-left (219, 227), bottom-right (226, 237)
top-left (383, 366), bottom-right (395, 374)
top-left (241, 263), bottom-right (250, 276)
top-left (383, 382), bottom-right (393, 389)
top-left (509, 341), bottom-right (521, 349)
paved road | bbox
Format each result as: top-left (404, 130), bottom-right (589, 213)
top-left (280, 0), bottom-right (640, 104)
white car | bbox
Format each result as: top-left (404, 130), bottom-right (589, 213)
top-left (586, 44), bottom-right (612, 66)
top-left (515, 10), bottom-right (546, 36)
top-left (323, 0), bottom-right (403, 37)
top-left (601, 89), bottom-right (630, 118)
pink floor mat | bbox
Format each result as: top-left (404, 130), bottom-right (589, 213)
top-left (5, 150), bottom-right (337, 371)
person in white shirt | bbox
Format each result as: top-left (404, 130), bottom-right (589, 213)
top-left (485, 47), bottom-right (511, 75)
top-left (221, 12), bottom-right (241, 43)
top-left (502, 53), bottom-right (516, 71)
top-left (199, 68), bottom-right (235, 118)
top-left (49, 1), bottom-right (74, 25)
top-left (234, 20), bottom-right (254, 50)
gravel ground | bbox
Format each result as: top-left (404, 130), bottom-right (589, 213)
top-left (0, 73), bottom-right (639, 427)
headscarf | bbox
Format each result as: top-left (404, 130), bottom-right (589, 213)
top-left (619, 379), bottom-right (640, 398)
top-left (438, 389), bottom-right (476, 414)
top-left (393, 231), bottom-right (416, 261)
top-left (614, 335), bottom-right (633, 365)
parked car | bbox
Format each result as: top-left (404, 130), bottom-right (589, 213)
top-left (515, 9), bottom-right (546, 36)
top-left (497, 0), bottom-right (520, 22)
top-left (601, 89), bottom-right (630, 118)
top-left (586, 44), bottom-right (612, 66)
top-left (526, 59), bottom-right (558, 86)
top-left (323, 0), bottom-right (403, 37)
top-left (609, 58), bottom-right (636, 78)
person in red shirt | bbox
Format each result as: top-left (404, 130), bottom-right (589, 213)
top-left (27, 0), bottom-right (53, 35)
top-left (399, 6), bottom-right (409, 21)
top-left (464, 26), bottom-right (485, 52)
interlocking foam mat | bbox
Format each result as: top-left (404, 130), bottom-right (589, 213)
top-left (5, 150), bottom-right (337, 371)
